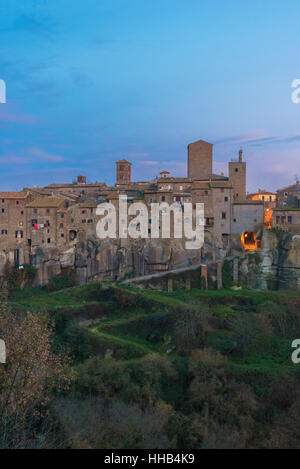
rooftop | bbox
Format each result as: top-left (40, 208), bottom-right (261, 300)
top-left (27, 198), bottom-right (65, 208)
top-left (0, 191), bottom-right (30, 200)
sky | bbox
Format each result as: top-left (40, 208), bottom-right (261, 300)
top-left (0, 0), bottom-right (300, 192)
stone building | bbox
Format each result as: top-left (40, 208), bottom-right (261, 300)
top-left (247, 189), bottom-right (277, 229)
top-left (0, 137), bottom-right (271, 284)
top-left (0, 191), bottom-right (32, 269)
top-left (188, 140), bottom-right (213, 179)
top-left (26, 198), bottom-right (69, 249)
top-left (116, 159), bottom-right (132, 185)
top-left (273, 207), bottom-right (300, 233)
top-left (231, 200), bottom-right (264, 249)
top-left (277, 180), bottom-right (300, 208)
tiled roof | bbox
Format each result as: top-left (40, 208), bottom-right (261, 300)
top-left (80, 201), bottom-right (98, 208)
top-left (27, 198), bottom-right (65, 208)
top-left (0, 191), bottom-right (29, 199)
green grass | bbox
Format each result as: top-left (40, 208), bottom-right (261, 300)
top-left (8, 282), bottom-right (300, 386)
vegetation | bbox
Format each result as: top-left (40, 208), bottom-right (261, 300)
top-left (3, 280), bottom-right (300, 448)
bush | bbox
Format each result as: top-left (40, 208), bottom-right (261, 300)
top-left (46, 270), bottom-right (76, 292)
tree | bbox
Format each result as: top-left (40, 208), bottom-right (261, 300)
top-left (173, 305), bottom-right (208, 355)
top-left (0, 283), bottom-right (70, 448)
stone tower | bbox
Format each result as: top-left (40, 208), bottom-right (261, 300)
top-left (187, 140), bottom-right (213, 179)
top-left (228, 149), bottom-right (246, 201)
top-left (116, 159), bottom-right (131, 185)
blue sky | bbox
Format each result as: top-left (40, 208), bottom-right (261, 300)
top-left (0, 0), bottom-right (300, 192)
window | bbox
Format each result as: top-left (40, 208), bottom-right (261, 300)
top-left (15, 230), bottom-right (23, 239)
top-left (61, 233), bottom-right (64, 238)
top-left (235, 168), bottom-right (239, 172)
top-left (276, 216), bottom-right (280, 224)
top-left (1, 230), bottom-right (7, 235)
top-left (61, 214), bottom-right (64, 218)
top-left (46, 209), bottom-right (50, 214)
top-left (34, 209), bottom-right (38, 214)
top-left (281, 216), bottom-right (286, 224)
top-left (224, 196), bottom-right (228, 202)
top-left (288, 216), bottom-right (292, 224)
top-left (161, 196), bottom-right (165, 202)
top-left (1, 200), bottom-right (4, 203)
top-left (82, 210), bottom-right (86, 214)
top-left (222, 233), bottom-right (229, 247)
top-left (60, 223), bottom-right (64, 228)
top-left (47, 238), bottom-right (51, 244)
top-left (82, 219), bottom-right (86, 223)
top-left (222, 212), bottom-right (227, 220)
top-left (21, 211), bottom-right (24, 215)
top-left (233, 218), bottom-right (237, 222)
top-left (16, 201), bottom-right (19, 205)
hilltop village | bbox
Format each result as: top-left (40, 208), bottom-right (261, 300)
top-left (0, 139), bottom-right (299, 285)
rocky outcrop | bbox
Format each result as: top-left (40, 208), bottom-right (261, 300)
top-left (257, 230), bottom-right (300, 290)
top-left (26, 237), bottom-right (202, 286)
top-left (277, 233), bottom-right (300, 290)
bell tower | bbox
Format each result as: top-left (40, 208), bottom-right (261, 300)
top-left (116, 159), bottom-right (131, 185)
top-left (228, 149), bottom-right (246, 201)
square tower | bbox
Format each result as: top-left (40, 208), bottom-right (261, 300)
top-left (228, 149), bottom-right (246, 201)
top-left (188, 139), bottom-right (213, 179)
top-left (116, 159), bottom-right (132, 185)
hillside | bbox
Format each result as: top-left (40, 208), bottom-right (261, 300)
top-left (8, 283), bottom-right (300, 449)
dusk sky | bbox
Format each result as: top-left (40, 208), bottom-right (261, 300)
top-left (1, 0), bottom-right (300, 192)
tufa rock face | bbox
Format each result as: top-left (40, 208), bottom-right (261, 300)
top-left (278, 233), bottom-right (300, 290)
top-left (26, 237), bottom-right (202, 286)
top-left (257, 230), bottom-right (300, 290)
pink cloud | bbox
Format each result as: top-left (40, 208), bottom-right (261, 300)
top-left (28, 147), bottom-right (64, 162)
